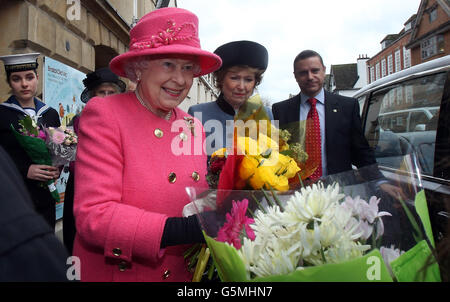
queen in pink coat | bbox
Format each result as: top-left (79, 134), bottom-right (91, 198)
top-left (72, 7), bottom-right (222, 282)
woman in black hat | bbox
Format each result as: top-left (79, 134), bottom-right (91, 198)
top-left (63, 67), bottom-right (125, 254)
top-left (79, 67), bottom-right (126, 104)
top-left (0, 53), bottom-right (61, 229)
top-left (188, 40), bottom-right (272, 158)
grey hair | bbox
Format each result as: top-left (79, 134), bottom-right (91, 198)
top-left (123, 55), bottom-right (202, 81)
top-left (123, 57), bottom-right (152, 82)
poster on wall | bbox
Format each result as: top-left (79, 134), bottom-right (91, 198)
top-left (43, 56), bottom-right (86, 220)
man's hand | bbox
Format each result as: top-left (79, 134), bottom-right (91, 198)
top-left (27, 165), bottom-right (60, 182)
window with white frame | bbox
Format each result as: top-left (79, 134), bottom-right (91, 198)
top-left (394, 49), bottom-right (401, 72)
top-left (387, 54), bottom-right (394, 75)
top-left (429, 7), bottom-right (437, 23)
top-left (421, 35), bottom-right (445, 60)
top-left (370, 66), bottom-right (375, 83)
top-left (381, 59), bottom-right (387, 77)
top-left (403, 47), bottom-right (411, 68)
top-left (375, 62), bottom-right (380, 80)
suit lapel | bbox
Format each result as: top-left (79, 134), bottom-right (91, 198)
top-left (324, 91), bottom-right (340, 163)
top-left (287, 94), bottom-right (301, 124)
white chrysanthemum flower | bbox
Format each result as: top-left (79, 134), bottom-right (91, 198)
top-left (333, 203), bottom-right (365, 240)
top-left (234, 181), bottom-right (386, 280)
top-left (245, 236), bottom-right (303, 278)
top-left (322, 240), bottom-right (370, 265)
top-left (283, 182), bottom-right (345, 225)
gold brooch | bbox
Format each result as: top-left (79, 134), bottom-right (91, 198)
top-left (184, 116), bottom-right (196, 137)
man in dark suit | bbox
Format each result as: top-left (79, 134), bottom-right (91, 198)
top-left (272, 50), bottom-right (402, 197)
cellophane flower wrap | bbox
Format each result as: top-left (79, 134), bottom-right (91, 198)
top-left (10, 115), bottom-right (78, 203)
top-left (184, 94), bottom-right (440, 282)
top-left (45, 126), bottom-right (78, 166)
top-left (187, 157), bottom-right (440, 282)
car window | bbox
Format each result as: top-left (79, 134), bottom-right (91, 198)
top-left (357, 96), bottom-right (366, 116)
top-left (364, 72), bottom-right (446, 175)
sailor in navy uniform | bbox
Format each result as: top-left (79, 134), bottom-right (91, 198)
top-left (0, 53), bottom-right (61, 228)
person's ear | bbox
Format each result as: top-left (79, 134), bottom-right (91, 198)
top-left (136, 71), bottom-right (141, 83)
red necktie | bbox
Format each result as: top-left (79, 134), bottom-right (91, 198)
top-left (306, 98), bottom-right (322, 179)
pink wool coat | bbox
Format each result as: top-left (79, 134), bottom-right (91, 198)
top-left (72, 92), bottom-right (208, 282)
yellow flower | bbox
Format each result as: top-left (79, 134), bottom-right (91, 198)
top-left (236, 136), bottom-right (259, 155)
top-left (211, 147), bottom-right (227, 158)
top-left (277, 153), bottom-right (301, 179)
top-left (239, 155), bottom-right (260, 181)
top-left (251, 164), bottom-right (284, 190)
top-left (257, 133), bottom-right (279, 152)
top-left (239, 152), bottom-right (300, 192)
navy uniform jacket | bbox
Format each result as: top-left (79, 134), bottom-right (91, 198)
top-left (272, 90), bottom-right (378, 175)
top-left (0, 96), bottom-right (61, 228)
top-left (188, 94), bottom-right (274, 157)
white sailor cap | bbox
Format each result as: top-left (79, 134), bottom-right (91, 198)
top-left (0, 53), bottom-right (40, 73)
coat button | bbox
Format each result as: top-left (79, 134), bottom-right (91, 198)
top-left (154, 128), bottom-right (163, 138)
top-left (112, 248), bottom-right (122, 257)
top-left (162, 269), bottom-right (171, 279)
top-left (179, 132), bottom-right (188, 141)
top-left (192, 171), bottom-right (200, 182)
top-left (168, 172), bottom-right (177, 183)
top-left (118, 261), bottom-right (128, 272)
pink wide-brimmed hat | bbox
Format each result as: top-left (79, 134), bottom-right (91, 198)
top-left (110, 7), bottom-right (222, 78)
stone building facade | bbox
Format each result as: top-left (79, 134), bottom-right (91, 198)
top-left (0, 0), bottom-right (217, 112)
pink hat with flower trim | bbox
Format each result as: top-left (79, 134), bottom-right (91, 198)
top-left (110, 7), bottom-right (222, 78)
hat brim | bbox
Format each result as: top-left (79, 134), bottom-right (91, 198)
top-left (109, 45), bottom-right (222, 78)
top-left (80, 87), bottom-right (91, 103)
top-left (80, 79), bottom-right (126, 103)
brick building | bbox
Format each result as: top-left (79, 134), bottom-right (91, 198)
top-left (367, 15), bottom-right (416, 84)
top-left (367, 0), bottom-right (449, 84)
top-left (406, 0), bottom-right (450, 65)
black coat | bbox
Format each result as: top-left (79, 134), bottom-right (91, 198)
top-left (0, 96), bottom-right (61, 228)
top-left (0, 146), bottom-right (69, 281)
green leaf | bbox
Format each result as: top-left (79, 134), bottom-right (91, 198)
top-left (390, 240), bottom-right (441, 282)
top-left (203, 233), bottom-right (248, 282)
top-left (414, 190), bottom-right (435, 248)
top-left (397, 196), bottom-right (424, 244)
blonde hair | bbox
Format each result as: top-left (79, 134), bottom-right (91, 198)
top-left (214, 65), bottom-right (265, 91)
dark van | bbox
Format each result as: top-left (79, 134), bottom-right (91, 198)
top-left (353, 55), bottom-right (450, 244)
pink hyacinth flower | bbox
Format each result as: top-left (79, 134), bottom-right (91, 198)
top-left (216, 199), bottom-right (255, 249)
top-left (52, 130), bottom-right (66, 144)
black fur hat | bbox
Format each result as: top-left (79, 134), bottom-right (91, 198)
top-left (213, 40), bottom-right (268, 71)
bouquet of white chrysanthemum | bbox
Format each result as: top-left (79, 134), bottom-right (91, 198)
top-left (187, 159), bottom-right (441, 282)
top-left (232, 182), bottom-right (391, 279)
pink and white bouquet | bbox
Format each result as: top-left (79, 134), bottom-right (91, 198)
top-left (11, 115), bottom-right (78, 202)
top-left (45, 126), bottom-right (78, 166)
